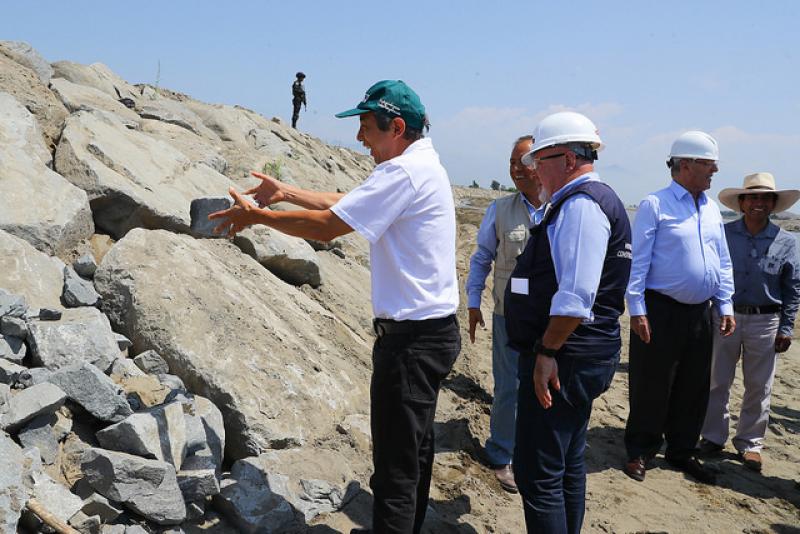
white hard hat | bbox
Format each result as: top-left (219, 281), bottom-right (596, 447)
top-left (521, 111), bottom-right (604, 166)
top-left (668, 131), bottom-right (719, 161)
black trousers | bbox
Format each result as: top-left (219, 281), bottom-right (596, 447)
top-left (292, 99), bottom-right (302, 128)
top-left (369, 315), bottom-right (461, 534)
top-left (625, 290), bottom-right (712, 461)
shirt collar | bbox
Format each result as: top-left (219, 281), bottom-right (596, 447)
top-left (668, 179), bottom-right (707, 205)
top-left (732, 217), bottom-right (779, 238)
top-left (401, 137), bottom-right (432, 155)
top-left (549, 172), bottom-right (599, 205)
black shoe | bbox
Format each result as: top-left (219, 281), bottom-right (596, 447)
top-left (667, 456), bottom-right (717, 485)
top-left (698, 438), bottom-right (724, 457)
top-left (624, 456), bottom-right (647, 482)
top-left (350, 529), bottom-right (372, 534)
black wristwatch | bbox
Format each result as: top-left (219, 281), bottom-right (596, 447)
top-left (534, 339), bottom-right (558, 358)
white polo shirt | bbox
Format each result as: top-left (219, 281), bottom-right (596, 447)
top-left (331, 138), bottom-right (459, 320)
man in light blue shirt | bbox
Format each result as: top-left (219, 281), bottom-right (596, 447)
top-left (466, 135), bottom-right (542, 493)
top-left (504, 112), bottom-right (631, 534)
top-left (624, 131), bottom-right (735, 485)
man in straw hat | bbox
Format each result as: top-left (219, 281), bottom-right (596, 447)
top-left (699, 172), bottom-right (800, 472)
top-left (624, 131), bottom-right (735, 485)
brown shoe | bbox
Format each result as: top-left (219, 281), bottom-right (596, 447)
top-left (740, 451), bottom-right (762, 473)
top-left (494, 464), bottom-right (518, 493)
top-left (624, 456), bottom-right (647, 482)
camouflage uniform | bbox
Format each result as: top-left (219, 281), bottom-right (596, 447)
top-left (292, 77), bottom-right (306, 129)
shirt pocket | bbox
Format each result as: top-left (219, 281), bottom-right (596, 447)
top-left (505, 227), bottom-right (527, 243)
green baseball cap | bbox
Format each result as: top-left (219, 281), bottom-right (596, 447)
top-left (335, 80), bottom-right (426, 130)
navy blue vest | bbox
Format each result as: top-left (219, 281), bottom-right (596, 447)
top-left (504, 180), bottom-right (632, 358)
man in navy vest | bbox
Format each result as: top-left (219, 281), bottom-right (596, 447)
top-left (504, 111), bottom-right (632, 534)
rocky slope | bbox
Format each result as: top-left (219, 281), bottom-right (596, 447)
top-left (1, 41), bottom-right (798, 534)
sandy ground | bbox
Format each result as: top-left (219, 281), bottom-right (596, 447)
top-left (386, 188), bottom-right (799, 534)
top-left (196, 187), bottom-right (799, 533)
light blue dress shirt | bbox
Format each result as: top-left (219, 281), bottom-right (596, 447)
top-left (466, 194), bottom-right (540, 309)
top-left (626, 180), bottom-right (734, 316)
top-left (544, 173), bottom-right (611, 320)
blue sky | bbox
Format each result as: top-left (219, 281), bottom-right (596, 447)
top-left (3, 1), bottom-right (798, 204)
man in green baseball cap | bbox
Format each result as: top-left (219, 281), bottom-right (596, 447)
top-left (210, 80), bottom-right (459, 534)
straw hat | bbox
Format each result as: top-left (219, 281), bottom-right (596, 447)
top-left (718, 172), bottom-right (800, 213)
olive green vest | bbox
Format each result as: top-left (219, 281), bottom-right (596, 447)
top-left (493, 193), bottom-right (534, 315)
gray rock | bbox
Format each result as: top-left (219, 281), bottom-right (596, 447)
top-left (177, 452), bottom-right (220, 502)
top-left (0, 334), bottom-right (26, 364)
top-left (0, 316), bottom-right (27, 338)
top-left (0, 433), bottom-right (34, 531)
top-left (0, 288), bottom-right (28, 318)
top-left (0, 381), bottom-right (66, 431)
top-left (94, 229), bottom-right (370, 460)
top-left (17, 414), bottom-right (60, 464)
top-left (109, 358), bottom-right (146, 379)
top-left (73, 253), bottom-right (98, 278)
top-left (54, 110), bottom-right (237, 239)
top-left (0, 383), bottom-right (10, 413)
top-left (115, 333), bottom-right (132, 352)
top-left (221, 450), bottom-right (359, 522)
top-left (189, 197), bottom-right (231, 238)
top-left (63, 265), bottom-right (101, 308)
top-left (51, 61), bottom-right (139, 102)
top-left (29, 469), bottom-right (84, 523)
top-left (157, 374), bottom-right (186, 394)
top-left (81, 492), bottom-right (123, 523)
top-left (0, 41), bottom-right (53, 83)
top-left (214, 468), bottom-right (296, 534)
top-left (185, 501), bottom-right (205, 522)
top-left (0, 358), bottom-right (27, 384)
top-left (124, 526), bottom-right (149, 534)
top-left (133, 350), bottom-right (170, 375)
top-left (136, 97), bottom-right (208, 136)
top-left (188, 395), bottom-right (225, 468)
top-left (81, 448), bottom-right (186, 525)
top-left (28, 307), bottom-right (119, 371)
top-left (48, 362), bottom-right (133, 423)
top-left (15, 367), bottom-right (53, 389)
top-left (37, 308), bottom-right (63, 321)
top-left (68, 510), bottom-right (101, 534)
top-left (234, 226), bottom-right (322, 287)
top-left (50, 77), bottom-right (141, 127)
top-left (96, 401), bottom-right (187, 468)
top-left (0, 94), bottom-right (94, 255)
top-left (101, 525), bottom-right (126, 534)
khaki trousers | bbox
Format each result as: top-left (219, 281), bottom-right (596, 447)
top-left (701, 310), bottom-right (780, 453)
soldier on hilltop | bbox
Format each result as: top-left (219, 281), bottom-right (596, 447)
top-left (292, 71), bottom-right (306, 129)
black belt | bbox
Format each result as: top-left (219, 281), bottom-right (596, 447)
top-left (645, 289), bottom-right (709, 309)
top-left (734, 304), bottom-right (781, 315)
top-left (373, 315), bottom-right (457, 337)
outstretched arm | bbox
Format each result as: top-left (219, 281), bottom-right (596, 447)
top-left (209, 188), bottom-right (352, 242)
top-left (246, 171), bottom-right (345, 210)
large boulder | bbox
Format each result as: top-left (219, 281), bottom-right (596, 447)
top-left (0, 41), bottom-right (53, 84)
top-left (94, 228), bottom-right (371, 460)
top-left (0, 52), bottom-right (67, 149)
top-left (217, 449), bottom-right (360, 526)
top-left (0, 230), bottom-right (65, 313)
top-left (51, 61), bottom-right (138, 101)
top-left (27, 307), bottom-right (119, 372)
top-left (96, 401), bottom-right (187, 468)
top-left (48, 362), bottom-right (133, 423)
top-left (139, 118), bottom-right (227, 174)
top-left (0, 382), bottom-right (66, 432)
top-left (49, 77), bottom-right (141, 125)
top-left (54, 109), bottom-right (238, 238)
top-left (0, 93), bottom-right (94, 255)
top-left (81, 448), bottom-right (186, 525)
top-left (234, 226), bottom-right (322, 287)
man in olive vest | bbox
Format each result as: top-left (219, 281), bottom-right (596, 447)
top-left (466, 135), bottom-right (543, 493)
